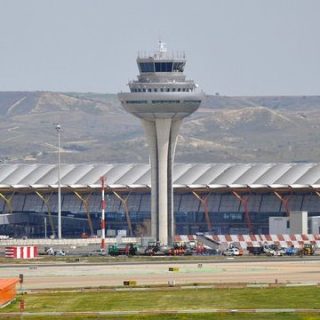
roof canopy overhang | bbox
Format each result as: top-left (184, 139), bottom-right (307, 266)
top-left (0, 163), bottom-right (319, 193)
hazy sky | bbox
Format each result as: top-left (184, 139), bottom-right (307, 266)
top-left (0, 0), bottom-right (319, 95)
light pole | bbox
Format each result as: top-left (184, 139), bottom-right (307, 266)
top-left (56, 124), bottom-right (62, 239)
top-left (44, 216), bottom-right (47, 239)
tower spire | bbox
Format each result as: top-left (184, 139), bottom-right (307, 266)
top-left (158, 40), bottom-right (167, 55)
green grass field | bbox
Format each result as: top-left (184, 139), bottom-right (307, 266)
top-left (1, 314), bottom-right (320, 320)
top-left (1, 286), bottom-right (320, 319)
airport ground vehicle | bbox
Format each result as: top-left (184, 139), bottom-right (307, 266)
top-left (89, 248), bottom-right (107, 256)
top-left (285, 246), bottom-right (297, 256)
top-left (142, 241), bottom-right (194, 256)
top-left (247, 246), bottom-right (264, 255)
top-left (144, 241), bottom-right (170, 256)
top-left (45, 247), bottom-right (65, 256)
top-left (263, 244), bottom-right (279, 256)
top-left (168, 242), bottom-right (193, 256)
top-left (223, 247), bottom-right (241, 256)
top-left (302, 244), bottom-right (315, 255)
top-left (247, 244), bottom-right (285, 256)
top-left (108, 243), bottom-right (137, 256)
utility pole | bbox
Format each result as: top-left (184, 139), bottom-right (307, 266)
top-left (56, 124), bottom-right (62, 239)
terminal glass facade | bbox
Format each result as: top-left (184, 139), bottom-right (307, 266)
top-left (1, 190), bottom-right (320, 238)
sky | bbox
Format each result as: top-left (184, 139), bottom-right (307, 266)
top-left (0, 0), bottom-right (319, 96)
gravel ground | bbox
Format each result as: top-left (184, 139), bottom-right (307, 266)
top-left (1, 259), bottom-right (320, 289)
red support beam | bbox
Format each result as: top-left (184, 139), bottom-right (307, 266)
top-left (191, 191), bottom-right (212, 232)
top-left (273, 191), bottom-right (290, 216)
top-left (113, 191), bottom-right (133, 236)
top-left (231, 191), bottom-right (253, 234)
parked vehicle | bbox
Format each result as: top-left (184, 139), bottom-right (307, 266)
top-left (89, 248), bottom-right (107, 256)
top-left (302, 244), bottom-right (315, 256)
top-left (247, 246), bottom-right (264, 255)
top-left (168, 242), bottom-right (192, 256)
top-left (262, 244), bottom-right (286, 256)
top-left (223, 247), bottom-right (241, 256)
top-left (55, 249), bottom-right (66, 256)
top-left (45, 247), bottom-right (66, 256)
top-left (46, 247), bottom-right (55, 255)
top-left (285, 246), bottom-right (297, 256)
top-left (108, 244), bottom-right (137, 256)
top-left (144, 241), bottom-right (170, 256)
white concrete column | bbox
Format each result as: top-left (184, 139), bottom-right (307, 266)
top-left (141, 119), bottom-right (158, 240)
top-left (155, 118), bottom-right (172, 245)
top-left (168, 119), bottom-right (182, 244)
top-left (141, 117), bottom-right (182, 245)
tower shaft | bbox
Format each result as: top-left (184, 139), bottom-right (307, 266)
top-left (142, 118), bottom-right (181, 244)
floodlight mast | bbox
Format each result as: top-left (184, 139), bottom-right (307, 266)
top-left (56, 124), bottom-right (62, 239)
top-left (118, 42), bottom-right (203, 245)
top-left (100, 176), bottom-right (106, 249)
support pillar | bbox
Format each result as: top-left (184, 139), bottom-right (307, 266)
top-left (314, 190), bottom-right (320, 200)
top-left (0, 191), bottom-right (15, 214)
top-left (73, 191), bottom-right (94, 236)
top-left (191, 190), bottom-right (212, 232)
top-left (231, 191), bottom-right (253, 233)
top-left (34, 191), bottom-right (55, 238)
top-left (168, 119), bottom-right (182, 245)
top-left (274, 191), bottom-right (290, 216)
top-left (113, 191), bottom-right (133, 236)
top-left (141, 118), bottom-right (181, 245)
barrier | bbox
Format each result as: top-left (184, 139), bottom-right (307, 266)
top-left (0, 279), bottom-right (19, 307)
top-left (5, 246), bottom-right (38, 259)
top-left (3, 234), bottom-right (320, 250)
top-left (0, 237), bottom-right (139, 247)
top-left (175, 234), bottom-right (320, 249)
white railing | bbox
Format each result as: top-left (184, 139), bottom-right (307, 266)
top-left (0, 237), bottom-right (139, 246)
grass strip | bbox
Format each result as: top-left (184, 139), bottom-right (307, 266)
top-left (0, 313), bottom-right (320, 320)
top-left (1, 286), bottom-right (320, 313)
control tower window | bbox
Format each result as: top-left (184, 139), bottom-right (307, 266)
top-left (155, 62), bottom-right (173, 72)
top-left (139, 63), bottom-right (155, 73)
top-left (173, 62), bottom-right (185, 72)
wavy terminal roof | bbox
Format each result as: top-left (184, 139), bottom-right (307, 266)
top-left (0, 163), bottom-right (320, 190)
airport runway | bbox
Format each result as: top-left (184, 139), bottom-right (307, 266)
top-left (1, 258), bottom-right (320, 289)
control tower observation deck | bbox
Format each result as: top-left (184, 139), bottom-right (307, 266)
top-left (118, 42), bottom-right (203, 245)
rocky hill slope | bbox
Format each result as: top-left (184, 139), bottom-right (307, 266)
top-left (0, 92), bottom-right (319, 164)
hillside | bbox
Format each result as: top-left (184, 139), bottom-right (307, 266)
top-left (0, 92), bottom-right (320, 164)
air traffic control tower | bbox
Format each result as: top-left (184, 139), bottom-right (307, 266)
top-left (118, 42), bottom-right (203, 245)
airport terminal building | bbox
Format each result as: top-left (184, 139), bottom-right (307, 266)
top-left (0, 163), bottom-right (320, 238)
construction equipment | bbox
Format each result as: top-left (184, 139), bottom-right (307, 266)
top-left (108, 243), bottom-right (137, 256)
top-left (168, 242), bottom-right (192, 256)
top-left (144, 241), bottom-right (170, 256)
top-left (302, 244), bottom-right (315, 255)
